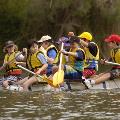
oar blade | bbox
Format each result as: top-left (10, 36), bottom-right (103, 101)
top-left (53, 70), bottom-right (64, 86)
top-left (42, 76), bottom-right (59, 88)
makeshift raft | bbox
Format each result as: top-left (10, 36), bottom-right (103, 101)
top-left (30, 79), bottom-right (120, 91)
top-left (0, 79), bottom-right (120, 92)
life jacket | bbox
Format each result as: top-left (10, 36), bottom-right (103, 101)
top-left (68, 47), bottom-right (85, 72)
top-left (84, 42), bottom-right (99, 70)
top-left (110, 47), bottom-right (120, 69)
top-left (26, 51), bottom-right (46, 73)
top-left (46, 45), bottom-right (59, 64)
top-left (4, 52), bottom-right (22, 75)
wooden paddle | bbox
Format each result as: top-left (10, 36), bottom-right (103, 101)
top-left (17, 65), bottom-right (58, 88)
top-left (0, 52), bottom-right (22, 71)
top-left (105, 61), bottom-right (120, 66)
top-left (53, 42), bottom-right (64, 86)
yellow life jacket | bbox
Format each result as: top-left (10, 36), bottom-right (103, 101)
top-left (4, 52), bottom-right (22, 75)
top-left (27, 51), bottom-right (44, 71)
top-left (111, 47), bottom-right (120, 64)
top-left (46, 45), bottom-right (59, 64)
top-left (68, 47), bottom-right (85, 71)
top-left (84, 42), bottom-right (99, 70)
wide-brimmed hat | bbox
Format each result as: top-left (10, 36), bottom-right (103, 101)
top-left (38, 35), bottom-right (52, 43)
top-left (4, 41), bottom-right (15, 48)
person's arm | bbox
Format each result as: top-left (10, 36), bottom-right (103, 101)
top-left (61, 49), bottom-right (85, 60)
top-left (79, 39), bottom-right (89, 47)
top-left (62, 50), bottom-right (77, 57)
top-left (35, 53), bottom-right (48, 74)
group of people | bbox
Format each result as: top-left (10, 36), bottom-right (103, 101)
top-left (1, 31), bottom-right (120, 91)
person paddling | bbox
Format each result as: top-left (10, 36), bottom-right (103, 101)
top-left (19, 39), bottom-right (48, 91)
top-left (38, 35), bottom-right (59, 76)
top-left (2, 41), bottom-right (25, 89)
top-left (61, 36), bottom-right (85, 80)
top-left (78, 32), bottom-right (99, 78)
top-left (84, 34), bottom-right (120, 88)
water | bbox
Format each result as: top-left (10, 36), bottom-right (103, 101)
top-left (0, 89), bottom-right (120, 120)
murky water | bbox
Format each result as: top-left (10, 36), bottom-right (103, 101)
top-left (0, 89), bottom-right (120, 120)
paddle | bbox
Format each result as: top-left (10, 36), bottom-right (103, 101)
top-left (105, 61), bottom-right (120, 66)
top-left (0, 52), bottom-right (22, 71)
top-left (17, 65), bottom-right (58, 88)
top-left (53, 42), bottom-right (64, 86)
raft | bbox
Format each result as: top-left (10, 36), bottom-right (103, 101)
top-left (0, 79), bottom-right (120, 92)
top-left (30, 79), bottom-right (120, 91)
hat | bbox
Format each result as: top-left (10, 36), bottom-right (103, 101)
top-left (105, 34), bottom-right (120, 43)
top-left (69, 36), bottom-right (80, 44)
top-left (5, 41), bottom-right (15, 48)
top-left (38, 35), bottom-right (51, 43)
top-left (27, 39), bottom-right (39, 49)
top-left (56, 37), bottom-right (70, 47)
top-left (78, 32), bottom-right (92, 41)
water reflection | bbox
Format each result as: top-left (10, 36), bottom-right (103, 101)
top-left (0, 90), bottom-right (120, 120)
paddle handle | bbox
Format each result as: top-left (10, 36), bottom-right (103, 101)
top-left (105, 61), bottom-right (120, 66)
top-left (17, 65), bottom-right (42, 78)
top-left (59, 42), bottom-right (64, 70)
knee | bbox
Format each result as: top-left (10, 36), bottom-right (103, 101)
top-left (110, 69), bottom-right (120, 80)
top-left (52, 66), bottom-right (59, 74)
top-left (3, 80), bottom-right (9, 87)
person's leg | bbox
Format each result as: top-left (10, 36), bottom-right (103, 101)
top-left (84, 72), bottom-right (111, 88)
top-left (22, 76), bottom-right (38, 91)
top-left (90, 72), bottom-right (106, 79)
top-left (16, 76), bottom-right (29, 85)
top-left (2, 80), bottom-right (9, 88)
top-left (94, 72), bottom-right (111, 84)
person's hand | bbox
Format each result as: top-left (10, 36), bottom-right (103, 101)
top-left (35, 69), bottom-right (41, 75)
top-left (61, 50), bottom-right (68, 55)
top-left (23, 48), bottom-right (27, 55)
top-left (100, 59), bottom-right (106, 64)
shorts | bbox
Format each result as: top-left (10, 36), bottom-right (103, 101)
top-left (83, 69), bottom-right (96, 78)
top-left (3, 75), bottom-right (22, 85)
top-left (110, 68), bottom-right (120, 80)
top-left (64, 65), bottom-right (83, 80)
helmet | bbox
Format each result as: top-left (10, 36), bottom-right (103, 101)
top-left (105, 34), bottom-right (120, 43)
top-left (5, 41), bottom-right (15, 48)
top-left (78, 32), bottom-right (92, 41)
top-left (38, 35), bottom-right (51, 43)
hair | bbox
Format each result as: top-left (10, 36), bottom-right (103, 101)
top-left (26, 38), bottom-right (38, 49)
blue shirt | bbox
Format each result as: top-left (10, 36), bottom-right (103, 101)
top-left (37, 53), bottom-right (47, 64)
top-left (47, 49), bottom-right (57, 59)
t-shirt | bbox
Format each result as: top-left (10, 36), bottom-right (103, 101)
top-left (47, 49), bottom-right (57, 59)
top-left (76, 50), bottom-right (85, 61)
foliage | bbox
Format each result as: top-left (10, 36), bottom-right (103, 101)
top-left (0, 0), bottom-right (120, 63)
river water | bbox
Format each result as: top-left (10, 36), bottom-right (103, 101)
top-left (0, 89), bottom-right (120, 120)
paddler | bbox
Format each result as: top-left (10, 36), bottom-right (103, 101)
top-left (2, 41), bottom-right (25, 89)
top-left (61, 36), bottom-right (85, 80)
top-left (84, 34), bottom-right (120, 88)
top-left (19, 39), bottom-right (48, 91)
top-left (38, 35), bottom-right (59, 76)
top-left (78, 32), bottom-right (99, 78)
